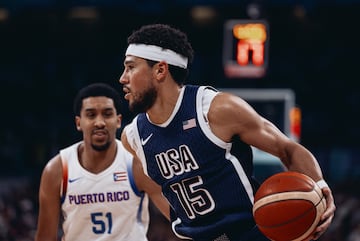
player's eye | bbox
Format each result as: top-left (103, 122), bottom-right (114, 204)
top-left (103, 110), bottom-right (115, 117)
top-left (86, 112), bottom-right (96, 118)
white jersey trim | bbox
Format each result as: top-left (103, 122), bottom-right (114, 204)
top-left (196, 86), bottom-right (255, 204)
top-left (124, 120), bottom-right (149, 176)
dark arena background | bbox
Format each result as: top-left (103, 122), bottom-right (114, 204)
top-left (0, 0), bottom-right (359, 240)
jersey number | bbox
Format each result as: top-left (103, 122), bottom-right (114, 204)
top-left (170, 176), bottom-right (215, 219)
top-left (91, 212), bottom-right (113, 234)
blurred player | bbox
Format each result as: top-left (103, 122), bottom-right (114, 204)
top-left (35, 83), bottom-right (169, 241)
top-left (119, 24), bottom-right (336, 241)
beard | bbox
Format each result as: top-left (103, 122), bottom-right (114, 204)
top-left (129, 84), bottom-right (157, 114)
top-left (91, 141), bottom-right (111, 152)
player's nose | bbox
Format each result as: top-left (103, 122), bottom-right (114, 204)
top-left (119, 71), bottom-right (127, 84)
top-left (94, 116), bottom-right (106, 127)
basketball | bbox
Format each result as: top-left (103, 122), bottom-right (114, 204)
top-left (252, 171), bottom-right (326, 241)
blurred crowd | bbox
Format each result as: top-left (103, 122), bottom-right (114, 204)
top-left (0, 178), bottom-right (359, 241)
top-left (0, 179), bottom-right (37, 241)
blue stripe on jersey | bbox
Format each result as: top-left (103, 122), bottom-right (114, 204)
top-left (136, 85), bottom-right (260, 240)
top-left (136, 194), bottom-right (145, 224)
top-left (126, 158), bottom-right (143, 197)
top-left (126, 158), bottom-right (146, 224)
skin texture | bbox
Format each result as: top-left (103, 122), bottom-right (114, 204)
top-left (35, 95), bottom-right (170, 241)
top-left (119, 55), bottom-right (336, 240)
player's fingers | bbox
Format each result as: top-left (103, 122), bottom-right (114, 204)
top-left (321, 188), bottom-right (336, 220)
top-left (310, 189), bottom-right (336, 240)
top-left (311, 216), bottom-right (332, 240)
top-left (308, 218), bottom-right (333, 239)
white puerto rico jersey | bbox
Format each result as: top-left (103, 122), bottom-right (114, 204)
top-left (59, 139), bottom-right (149, 241)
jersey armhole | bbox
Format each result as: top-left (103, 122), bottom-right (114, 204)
top-left (60, 158), bottom-right (68, 204)
top-left (201, 86), bottom-right (219, 123)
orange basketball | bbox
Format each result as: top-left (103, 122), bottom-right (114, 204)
top-left (253, 171), bottom-right (326, 241)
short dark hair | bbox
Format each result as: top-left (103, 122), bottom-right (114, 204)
top-left (127, 24), bottom-right (194, 85)
top-left (73, 83), bottom-right (122, 116)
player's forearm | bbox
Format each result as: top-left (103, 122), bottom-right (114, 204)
top-left (35, 229), bottom-right (58, 241)
top-left (283, 144), bottom-right (323, 181)
top-left (151, 194), bottom-right (171, 220)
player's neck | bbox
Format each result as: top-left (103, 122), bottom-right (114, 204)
top-left (147, 85), bottom-right (183, 124)
top-left (78, 141), bottom-right (117, 174)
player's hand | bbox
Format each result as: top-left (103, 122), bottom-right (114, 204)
top-left (310, 187), bottom-right (336, 240)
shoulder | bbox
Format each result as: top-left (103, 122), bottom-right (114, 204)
top-left (115, 139), bottom-right (133, 158)
top-left (200, 86), bottom-right (219, 105)
top-left (42, 143), bottom-right (79, 184)
top-left (43, 154), bottom-right (62, 177)
top-left (39, 154), bottom-right (63, 192)
top-left (209, 91), bottom-right (254, 116)
top-left (59, 141), bottom-right (81, 157)
top-left (200, 86), bottom-right (219, 98)
top-left (121, 122), bottom-right (138, 156)
top-left (206, 90), bottom-right (263, 141)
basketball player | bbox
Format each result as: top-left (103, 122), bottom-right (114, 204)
top-left (118, 24), bottom-right (336, 241)
top-left (35, 83), bottom-right (170, 241)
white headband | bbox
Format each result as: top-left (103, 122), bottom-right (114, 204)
top-left (125, 44), bottom-right (188, 69)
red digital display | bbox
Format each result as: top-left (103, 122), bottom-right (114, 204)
top-left (223, 20), bottom-right (269, 78)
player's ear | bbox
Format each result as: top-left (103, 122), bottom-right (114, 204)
top-left (117, 114), bottom-right (122, 129)
top-left (75, 116), bottom-right (82, 131)
top-left (155, 61), bottom-right (168, 80)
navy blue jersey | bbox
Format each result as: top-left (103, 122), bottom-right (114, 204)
top-left (133, 85), bottom-right (268, 241)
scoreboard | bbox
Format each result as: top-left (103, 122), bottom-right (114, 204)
top-left (223, 19), bottom-right (269, 78)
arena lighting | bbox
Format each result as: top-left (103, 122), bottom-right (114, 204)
top-left (190, 6), bottom-right (217, 25)
top-left (0, 8), bottom-right (9, 22)
top-left (246, 3), bottom-right (261, 19)
top-left (68, 6), bottom-right (99, 21)
top-left (293, 5), bottom-right (307, 21)
top-left (223, 19), bottom-right (269, 78)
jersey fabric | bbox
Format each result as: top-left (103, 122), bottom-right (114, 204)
top-left (59, 139), bottom-right (149, 241)
top-left (125, 85), bottom-right (269, 241)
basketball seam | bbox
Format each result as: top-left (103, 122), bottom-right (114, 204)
top-left (253, 191), bottom-right (320, 211)
top-left (292, 195), bottom-right (326, 241)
